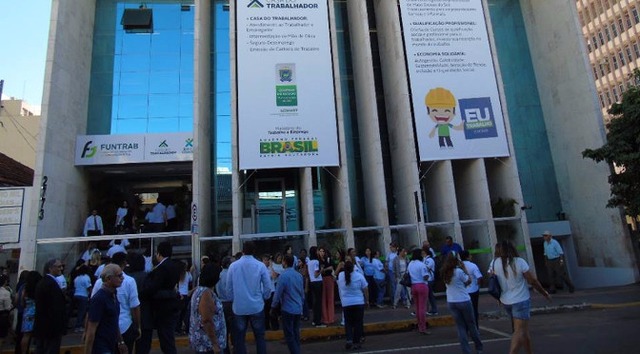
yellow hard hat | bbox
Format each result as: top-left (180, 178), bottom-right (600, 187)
top-left (425, 88), bottom-right (456, 108)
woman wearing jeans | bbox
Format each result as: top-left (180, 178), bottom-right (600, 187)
top-left (337, 260), bottom-right (368, 350)
top-left (442, 252), bottom-right (483, 354)
top-left (407, 248), bottom-right (430, 334)
top-left (491, 241), bottom-right (550, 354)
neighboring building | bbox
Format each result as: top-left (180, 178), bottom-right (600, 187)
top-left (0, 98), bottom-right (40, 169)
top-left (576, 0), bottom-right (640, 122)
top-left (21, 0), bottom-right (638, 290)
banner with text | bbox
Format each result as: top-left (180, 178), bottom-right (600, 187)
top-left (237, 0), bottom-right (339, 169)
top-left (75, 132), bottom-right (194, 165)
top-left (400, 0), bottom-right (510, 161)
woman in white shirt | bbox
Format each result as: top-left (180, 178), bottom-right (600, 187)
top-left (407, 248), bottom-right (430, 334)
top-left (337, 260), bottom-right (368, 350)
top-left (308, 246), bottom-right (325, 327)
top-left (442, 252), bottom-right (483, 354)
top-left (490, 241), bottom-right (550, 354)
top-left (115, 201), bottom-right (129, 233)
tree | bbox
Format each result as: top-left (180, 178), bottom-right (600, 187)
top-left (582, 69), bottom-right (640, 217)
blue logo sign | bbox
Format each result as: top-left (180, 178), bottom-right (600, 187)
top-left (459, 97), bottom-right (498, 140)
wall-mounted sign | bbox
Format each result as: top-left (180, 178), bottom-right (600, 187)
top-left (0, 188), bottom-right (24, 243)
top-left (237, 0), bottom-right (339, 169)
top-left (400, 0), bottom-right (510, 161)
top-left (75, 132), bottom-right (193, 165)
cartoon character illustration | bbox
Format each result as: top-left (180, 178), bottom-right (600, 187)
top-left (425, 87), bottom-right (464, 148)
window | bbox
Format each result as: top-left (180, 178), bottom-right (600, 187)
top-left (618, 17), bottom-right (625, 32)
top-left (611, 21), bottom-right (618, 37)
top-left (606, 91), bottom-right (612, 106)
top-left (619, 51), bottom-right (625, 65)
top-left (600, 64), bottom-right (606, 76)
top-left (625, 12), bottom-right (632, 28)
top-left (634, 42), bottom-right (640, 58)
top-left (626, 46), bottom-right (633, 62)
top-left (598, 31), bottom-right (605, 45)
top-left (619, 84), bottom-right (625, 95)
top-left (599, 94), bottom-right (606, 108)
top-left (593, 65), bottom-right (598, 79)
top-left (633, 7), bottom-right (639, 24)
top-left (613, 87), bottom-right (619, 102)
top-left (612, 55), bottom-right (618, 69)
top-left (604, 25), bottom-right (611, 41)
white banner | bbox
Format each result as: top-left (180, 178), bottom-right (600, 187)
top-left (0, 188), bottom-right (24, 243)
top-left (75, 133), bottom-right (193, 165)
top-left (400, 0), bottom-right (510, 161)
top-left (237, 0), bottom-right (339, 169)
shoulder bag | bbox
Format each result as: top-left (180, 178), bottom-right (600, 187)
top-left (487, 259), bottom-right (502, 300)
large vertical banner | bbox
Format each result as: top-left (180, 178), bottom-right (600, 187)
top-left (237, 0), bottom-right (339, 170)
top-left (400, 0), bottom-right (510, 161)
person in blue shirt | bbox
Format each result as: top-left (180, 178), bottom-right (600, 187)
top-left (271, 254), bottom-right (304, 354)
top-left (542, 231), bottom-right (575, 294)
top-left (227, 241), bottom-right (272, 354)
top-left (440, 236), bottom-right (463, 257)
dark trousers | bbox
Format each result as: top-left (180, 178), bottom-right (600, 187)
top-left (310, 281), bottom-right (323, 325)
top-left (74, 295), bottom-right (89, 329)
top-left (546, 258), bottom-right (575, 291)
top-left (176, 295), bottom-right (190, 333)
top-left (263, 293), bottom-right (279, 330)
top-left (137, 314), bottom-right (177, 354)
top-left (427, 280), bottom-right (438, 313)
top-left (221, 301), bottom-right (234, 354)
top-left (122, 323), bottom-right (140, 354)
top-left (35, 336), bottom-right (61, 354)
top-left (469, 290), bottom-right (480, 328)
top-left (281, 311), bottom-right (301, 354)
top-left (233, 312), bottom-right (266, 354)
top-left (343, 305), bottom-right (364, 344)
top-left (365, 275), bottom-right (377, 305)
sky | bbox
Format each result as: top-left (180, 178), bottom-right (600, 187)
top-left (0, 1), bottom-right (52, 108)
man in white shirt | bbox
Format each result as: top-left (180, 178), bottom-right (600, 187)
top-left (166, 203), bottom-right (177, 231)
top-left (83, 209), bottom-right (104, 236)
top-left (107, 239), bottom-right (127, 258)
top-left (146, 201), bottom-right (167, 233)
top-left (227, 241), bottom-right (272, 354)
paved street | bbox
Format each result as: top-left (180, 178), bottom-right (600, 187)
top-left (225, 304), bottom-right (640, 354)
top-left (153, 295), bottom-right (640, 354)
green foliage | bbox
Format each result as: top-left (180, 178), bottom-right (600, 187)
top-left (582, 69), bottom-right (640, 217)
top-left (491, 197), bottom-right (518, 217)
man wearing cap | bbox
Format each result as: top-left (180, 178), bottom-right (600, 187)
top-left (543, 231), bottom-right (575, 294)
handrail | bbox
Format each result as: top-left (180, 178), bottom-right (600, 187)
top-left (35, 231), bottom-right (191, 244)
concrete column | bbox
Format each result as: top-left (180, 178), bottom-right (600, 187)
top-left (300, 168), bottom-right (316, 249)
top-left (520, 0), bottom-right (638, 283)
top-left (346, 0), bottom-right (391, 247)
top-left (192, 0), bottom-right (213, 262)
top-left (230, 1), bottom-right (242, 254)
top-left (24, 0), bottom-right (96, 272)
top-left (372, 0), bottom-right (425, 247)
top-left (328, 1), bottom-right (354, 248)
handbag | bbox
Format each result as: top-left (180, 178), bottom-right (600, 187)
top-left (487, 259), bottom-right (502, 300)
top-left (400, 272), bottom-right (412, 287)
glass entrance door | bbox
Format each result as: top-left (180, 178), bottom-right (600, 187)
top-left (255, 179), bottom-right (287, 233)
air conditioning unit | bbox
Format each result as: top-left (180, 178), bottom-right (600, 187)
top-left (121, 8), bottom-right (153, 34)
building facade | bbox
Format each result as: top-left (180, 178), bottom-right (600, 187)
top-left (0, 98), bottom-right (40, 169)
top-left (576, 0), bottom-right (640, 122)
top-left (20, 0), bottom-right (638, 289)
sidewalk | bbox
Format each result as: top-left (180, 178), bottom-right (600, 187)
top-left (7, 283), bottom-right (639, 354)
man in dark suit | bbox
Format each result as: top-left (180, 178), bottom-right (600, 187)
top-left (34, 258), bottom-right (67, 354)
top-left (137, 241), bottom-right (180, 354)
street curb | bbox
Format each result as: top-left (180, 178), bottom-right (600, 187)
top-left (13, 301), bottom-right (631, 354)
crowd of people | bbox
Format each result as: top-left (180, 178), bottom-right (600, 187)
top-left (0, 231), bottom-right (564, 353)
